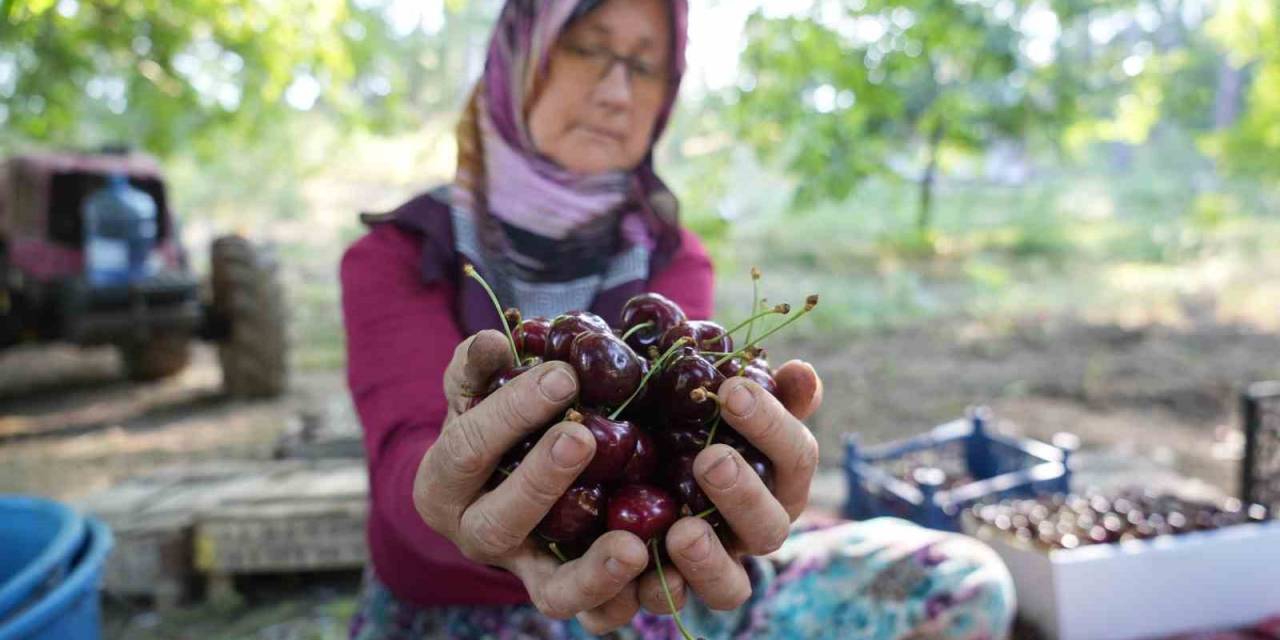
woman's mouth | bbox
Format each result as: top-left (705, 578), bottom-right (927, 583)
top-left (578, 125), bottom-right (625, 144)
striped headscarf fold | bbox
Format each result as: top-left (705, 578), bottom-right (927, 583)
top-left (452, 0), bottom-right (689, 286)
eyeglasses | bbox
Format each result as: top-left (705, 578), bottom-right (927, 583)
top-left (556, 41), bottom-right (669, 92)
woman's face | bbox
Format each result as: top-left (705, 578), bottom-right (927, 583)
top-left (528, 0), bottom-right (672, 176)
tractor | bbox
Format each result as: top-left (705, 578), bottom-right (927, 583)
top-left (0, 148), bottom-right (287, 397)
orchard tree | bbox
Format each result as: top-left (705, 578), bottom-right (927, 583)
top-left (728, 0), bottom-right (1099, 234)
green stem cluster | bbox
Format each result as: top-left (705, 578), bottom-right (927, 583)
top-left (720, 303), bottom-right (790, 340)
top-left (713, 295), bottom-right (820, 369)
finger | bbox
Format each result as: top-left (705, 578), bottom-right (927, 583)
top-left (444, 330), bottom-right (516, 414)
top-left (516, 531), bottom-right (650, 620)
top-left (694, 445), bottom-right (791, 556)
top-left (577, 582), bottom-right (641, 635)
top-left (717, 377), bottom-right (820, 519)
top-left (773, 359), bottom-right (823, 421)
top-left (418, 362), bottom-right (578, 529)
top-left (665, 517), bottom-right (751, 611)
top-left (459, 422), bottom-right (595, 559)
top-left (637, 565), bottom-right (687, 616)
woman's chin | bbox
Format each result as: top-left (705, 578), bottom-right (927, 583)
top-left (557, 147), bottom-right (632, 175)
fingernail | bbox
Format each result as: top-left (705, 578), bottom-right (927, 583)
top-left (725, 382), bottom-right (757, 418)
top-left (682, 531), bottom-right (711, 562)
top-left (704, 451), bottom-right (740, 490)
top-left (605, 556), bottom-right (636, 580)
top-left (551, 431), bottom-right (591, 468)
top-left (539, 367), bottom-right (576, 402)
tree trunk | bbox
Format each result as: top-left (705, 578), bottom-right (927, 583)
top-left (1213, 57), bottom-right (1244, 131)
top-left (918, 122), bottom-right (945, 233)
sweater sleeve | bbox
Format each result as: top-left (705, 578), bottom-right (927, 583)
top-left (340, 224), bottom-right (470, 568)
top-left (649, 226), bottom-right (716, 321)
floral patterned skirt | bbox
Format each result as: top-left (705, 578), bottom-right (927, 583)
top-left (349, 516), bottom-right (1015, 640)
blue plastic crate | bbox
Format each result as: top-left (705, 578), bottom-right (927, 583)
top-left (843, 407), bottom-right (1075, 531)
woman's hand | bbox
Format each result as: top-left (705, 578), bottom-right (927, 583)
top-left (413, 330), bottom-right (652, 634)
top-left (634, 360), bottom-right (824, 615)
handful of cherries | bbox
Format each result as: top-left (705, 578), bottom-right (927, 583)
top-left (464, 265), bottom-right (816, 631)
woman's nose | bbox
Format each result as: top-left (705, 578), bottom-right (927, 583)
top-left (594, 61), bottom-right (633, 110)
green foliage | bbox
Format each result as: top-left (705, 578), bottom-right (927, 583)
top-left (728, 0), bottom-right (1094, 229)
top-left (0, 0), bottom-right (483, 158)
top-left (1204, 0), bottom-right (1280, 180)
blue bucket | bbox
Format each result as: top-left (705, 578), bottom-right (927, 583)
top-left (0, 518), bottom-right (113, 640)
top-left (0, 497), bottom-right (87, 622)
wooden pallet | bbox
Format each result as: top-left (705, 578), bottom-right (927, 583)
top-left (80, 459), bottom-right (368, 607)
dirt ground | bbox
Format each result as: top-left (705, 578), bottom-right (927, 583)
top-left (1, 315), bottom-right (1276, 638)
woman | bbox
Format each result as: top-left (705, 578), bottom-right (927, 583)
top-left (341, 0), bottom-right (1015, 638)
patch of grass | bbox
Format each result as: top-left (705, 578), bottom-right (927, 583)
top-left (719, 145), bottom-right (1280, 335)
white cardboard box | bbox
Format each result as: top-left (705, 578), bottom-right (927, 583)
top-left (966, 519), bottom-right (1280, 640)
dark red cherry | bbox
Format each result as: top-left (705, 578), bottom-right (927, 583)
top-left (750, 350), bottom-right (770, 371)
top-left (656, 419), bottom-right (744, 453)
top-left (738, 446), bottom-right (776, 493)
top-left (621, 293), bottom-right (687, 354)
top-left (658, 352), bottom-right (726, 424)
top-left (536, 483), bottom-right (605, 543)
top-left (573, 411), bottom-right (639, 484)
top-left (718, 358), bottom-right (745, 378)
top-left (657, 421), bottom-right (713, 453)
top-left (607, 484), bottom-right (678, 542)
top-left (741, 364), bottom-right (778, 397)
top-left (486, 358), bottom-right (542, 395)
top-left (546, 311), bottom-right (611, 362)
top-left (622, 430), bottom-right (658, 484)
top-left (667, 452), bottom-right (722, 526)
top-left (513, 317), bottom-right (551, 360)
top-left (467, 359), bottom-right (541, 412)
top-left (660, 321), bottom-right (733, 354)
top-left (569, 332), bottom-right (644, 409)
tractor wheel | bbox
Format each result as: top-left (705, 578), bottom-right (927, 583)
top-left (211, 235), bottom-right (287, 398)
top-left (120, 332), bottom-right (191, 381)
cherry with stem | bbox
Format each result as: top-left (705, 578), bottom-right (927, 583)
top-left (608, 337), bottom-right (692, 420)
top-left (621, 321), bottom-right (656, 342)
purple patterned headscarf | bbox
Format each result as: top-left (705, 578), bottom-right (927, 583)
top-left (452, 0), bottom-right (688, 284)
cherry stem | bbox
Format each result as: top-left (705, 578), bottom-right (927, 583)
top-left (703, 415), bottom-right (722, 451)
top-left (690, 388), bottom-right (719, 405)
top-left (609, 337), bottom-right (691, 420)
top-left (651, 538), bottom-right (696, 640)
top-left (464, 264), bottom-right (521, 365)
top-left (722, 304), bottom-right (790, 341)
top-left (695, 506), bottom-right (719, 519)
top-left (621, 321), bottom-right (656, 342)
top-left (746, 267), bottom-right (763, 347)
top-left (713, 295), bottom-right (820, 369)
top-left (548, 542), bottom-right (567, 563)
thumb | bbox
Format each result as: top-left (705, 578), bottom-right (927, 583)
top-left (773, 360), bottom-right (823, 421)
